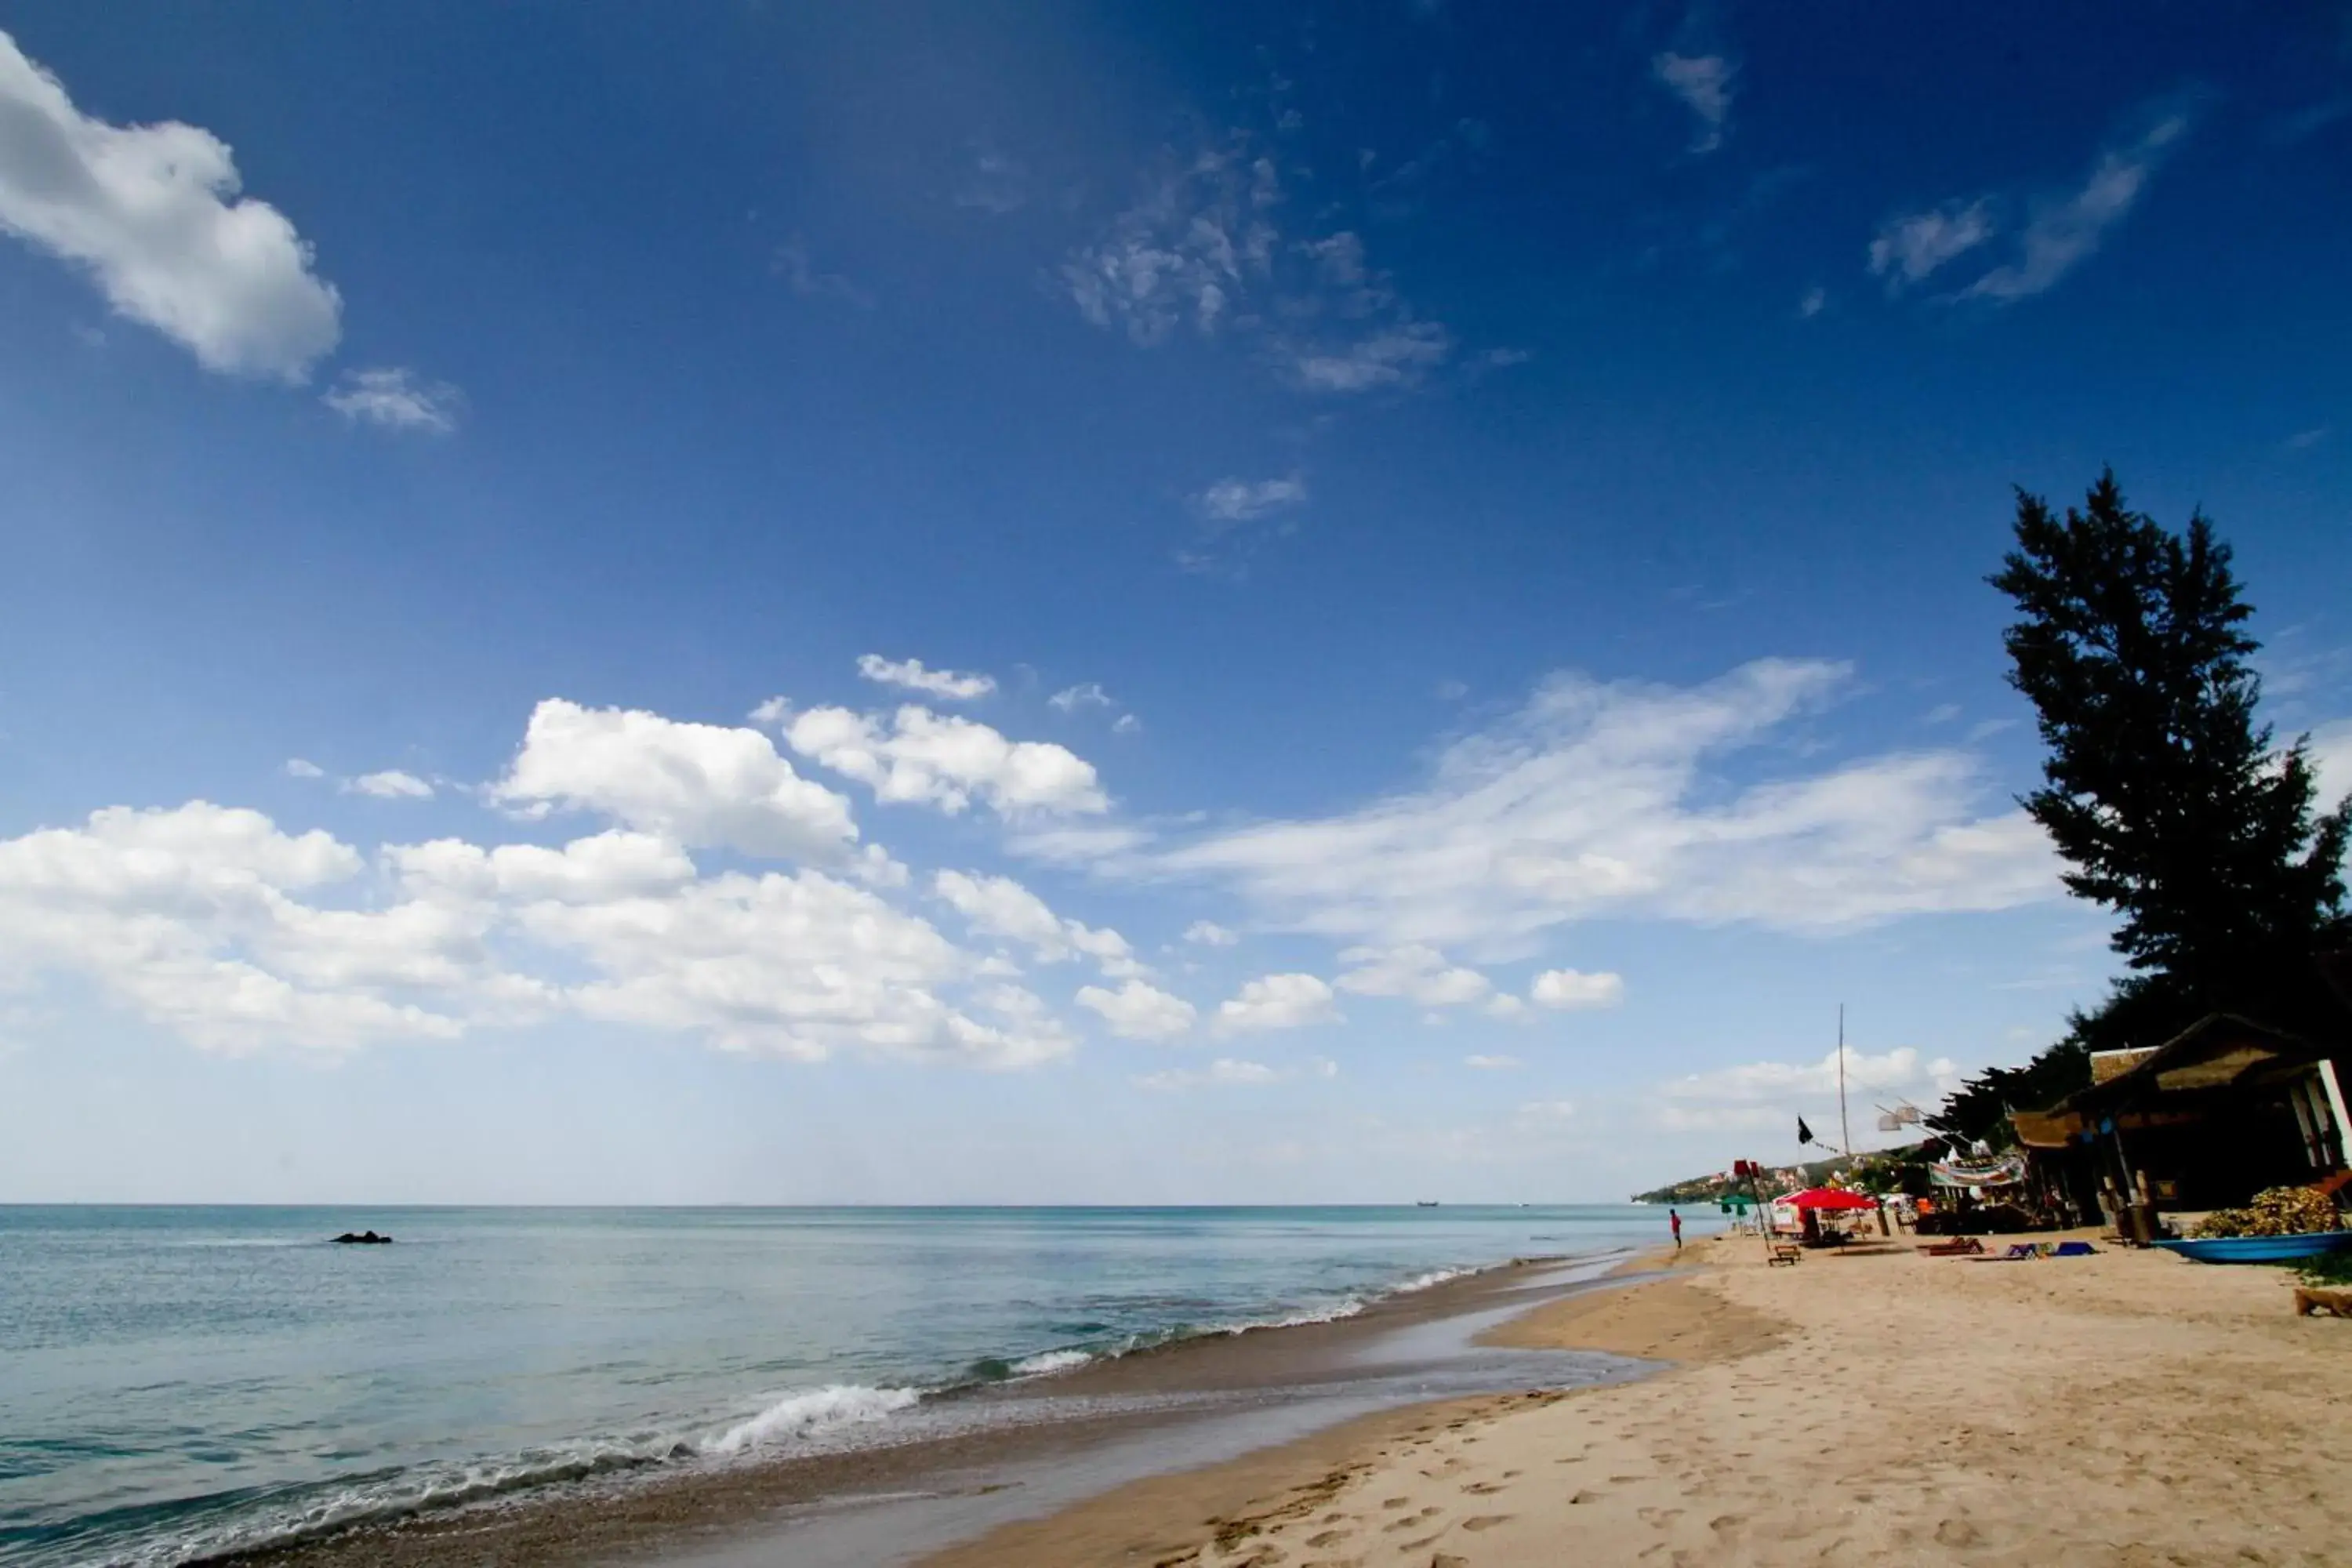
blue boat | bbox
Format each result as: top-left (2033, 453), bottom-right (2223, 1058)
top-left (2154, 1232), bottom-right (2352, 1265)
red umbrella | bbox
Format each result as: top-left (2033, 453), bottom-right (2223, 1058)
top-left (1780, 1186), bottom-right (1878, 1211)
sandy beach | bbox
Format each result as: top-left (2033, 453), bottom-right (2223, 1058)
top-left (927, 1233), bottom-right (2352, 1567)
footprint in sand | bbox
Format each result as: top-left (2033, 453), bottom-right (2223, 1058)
top-left (1708, 1515), bottom-right (1746, 1534)
top-left (1461, 1482), bottom-right (1505, 1495)
top-left (1381, 1497), bottom-right (1410, 1510)
top-left (1461, 1515), bottom-right (1513, 1532)
top-left (1305, 1530), bottom-right (1348, 1548)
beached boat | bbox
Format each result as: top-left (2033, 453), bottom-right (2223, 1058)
top-left (2154, 1232), bottom-right (2352, 1265)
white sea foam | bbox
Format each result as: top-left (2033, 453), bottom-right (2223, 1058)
top-left (705, 1384), bottom-right (921, 1455)
top-left (1009, 1348), bottom-right (1094, 1377)
top-left (1391, 1265), bottom-right (1479, 1294)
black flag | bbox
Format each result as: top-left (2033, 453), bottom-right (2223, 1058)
top-left (1796, 1116), bottom-right (1815, 1145)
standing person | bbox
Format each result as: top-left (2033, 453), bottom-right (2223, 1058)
top-left (1668, 1207), bottom-right (1682, 1250)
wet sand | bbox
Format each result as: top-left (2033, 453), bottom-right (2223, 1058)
top-left (961, 1230), bottom-right (2352, 1568)
top-left (223, 1247), bottom-right (1661, 1568)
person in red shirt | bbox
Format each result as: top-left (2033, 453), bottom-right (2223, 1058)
top-left (1668, 1208), bottom-right (1682, 1250)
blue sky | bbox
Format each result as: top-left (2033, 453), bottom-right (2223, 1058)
top-left (2, 3), bottom-right (2348, 1203)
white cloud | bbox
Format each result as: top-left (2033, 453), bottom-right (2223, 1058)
top-left (1873, 109), bottom-right (2194, 306)
top-left (0, 713), bottom-right (1094, 1070)
top-left (1867, 198), bottom-right (1998, 289)
top-left (1138, 1056), bottom-right (1281, 1091)
top-left (1484, 993), bottom-right (1529, 1021)
top-left (1065, 136), bottom-right (1450, 394)
top-left (346, 770), bottom-right (434, 800)
top-left (787, 706), bottom-right (1107, 817)
top-left (492, 699), bottom-right (858, 862)
top-left (2309, 720), bottom-right (2352, 805)
top-left (323, 367), bottom-right (462, 433)
top-left (0, 31), bottom-right (340, 379)
top-left (1183, 920), bottom-right (1239, 947)
top-left (1076, 978), bottom-right (1196, 1041)
top-left (1157, 659), bottom-right (2057, 952)
top-left (1652, 53), bottom-right (1736, 154)
top-left (1282, 321), bottom-right (1451, 394)
top-left (933, 869), bottom-right (1138, 976)
top-left (856, 655), bottom-right (996, 702)
top-left (1962, 114), bottom-right (2190, 303)
top-left (283, 758), bottom-right (325, 780)
top-left (1798, 286), bottom-right (1827, 318)
top-left (1061, 143), bottom-right (1277, 346)
top-left (1007, 823), bottom-right (1156, 864)
top-left (1530, 967), bottom-right (1624, 1010)
top-left (1112, 713), bottom-right (1143, 736)
top-left (1049, 682), bottom-right (1115, 713)
top-left (0, 803), bottom-right (460, 1052)
top-left (1215, 972), bottom-right (1339, 1033)
top-left (775, 235), bottom-right (874, 309)
top-left (1661, 1046), bottom-right (1957, 1107)
top-left (1464, 1053), bottom-right (1519, 1069)
top-left (525, 866), bottom-right (1067, 1068)
top-left (1194, 476), bottom-right (1307, 529)
top-left (1516, 1098), bottom-right (1577, 1122)
top-left (748, 696), bottom-right (792, 726)
top-left (1334, 943), bottom-right (1491, 1007)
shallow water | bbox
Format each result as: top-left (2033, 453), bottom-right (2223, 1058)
top-left (0, 1204), bottom-right (1677, 1566)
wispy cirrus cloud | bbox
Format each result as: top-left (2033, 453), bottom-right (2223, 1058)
top-left (1651, 53), bottom-right (1737, 154)
top-left (1869, 103), bottom-right (2197, 304)
top-left (1155, 659), bottom-right (2060, 954)
top-left (1060, 130), bottom-right (1453, 395)
top-left (324, 367), bottom-right (463, 434)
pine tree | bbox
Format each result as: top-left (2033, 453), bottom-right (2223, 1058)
top-left (1991, 470), bottom-right (2351, 1051)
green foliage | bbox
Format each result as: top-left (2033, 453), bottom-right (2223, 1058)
top-left (1989, 470), bottom-right (2352, 1048)
top-left (2296, 1249), bottom-right (2352, 1287)
top-left (1923, 1038), bottom-right (2090, 1150)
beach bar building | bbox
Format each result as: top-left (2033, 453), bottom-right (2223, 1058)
top-left (2011, 1011), bottom-right (2352, 1226)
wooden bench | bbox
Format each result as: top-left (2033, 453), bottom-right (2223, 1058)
top-left (1767, 1241), bottom-right (1802, 1266)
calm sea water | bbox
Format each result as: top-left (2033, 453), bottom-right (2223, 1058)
top-left (0, 1204), bottom-right (1671, 1567)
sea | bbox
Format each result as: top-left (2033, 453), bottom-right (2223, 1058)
top-left (0, 1203), bottom-right (1676, 1567)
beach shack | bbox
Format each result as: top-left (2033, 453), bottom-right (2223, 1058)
top-left (2011, 1011), bottom-right (2352, 1230)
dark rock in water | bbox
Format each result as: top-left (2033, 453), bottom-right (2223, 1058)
top-left (332, 1230), bottom-right (394, 1244)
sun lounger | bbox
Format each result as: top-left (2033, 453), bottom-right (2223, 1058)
top-left (1767, 1241), bottom-right (1802, 1266)
top-left (1915, 1236), bottom-right (1984, 1256)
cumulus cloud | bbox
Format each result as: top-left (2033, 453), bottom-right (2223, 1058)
top-left (1530, 967), bottom-right (1624, 1010)
top-left (787, 705), bottom-right (1107, 818)
top-left (1334, 944), bottom-right (1491, 1007)
top-left (856, 655), bottom-right (996, 701)
top-left (1076, 978), bottom-right (1196, 1040)
top-left (932, 869), bottom-right (1138, 976)
top-left (0, 794), bottom-right (1067, 1069)
top-left (1156, 659), bottom-right (2058, 952)
top-left (323, 367), bottom-right (462, 433)
top-left (347, 770), bottom-right (434, 800)
top-left (492, 699), bottom-right (858, 862)
top-left (1652, 53), bottom-right (1736, 153)
top-left (0, 31), bottom-right (340, 379)
top-left (1215, 972), bottom-right (1340, 1033)
top-left (283, 758), bottom-right (325, 780)
top-left (1183, 920), bottom-right (1239, 947)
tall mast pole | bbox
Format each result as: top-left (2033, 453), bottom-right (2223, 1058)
top-left (1837, 1004), bottom-right (1851, 1163)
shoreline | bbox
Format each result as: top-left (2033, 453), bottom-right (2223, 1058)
top-left (209, 1241), bottom-right (1670, 1568)
top-left (931, 1229), bottom-right (2352, 1566)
